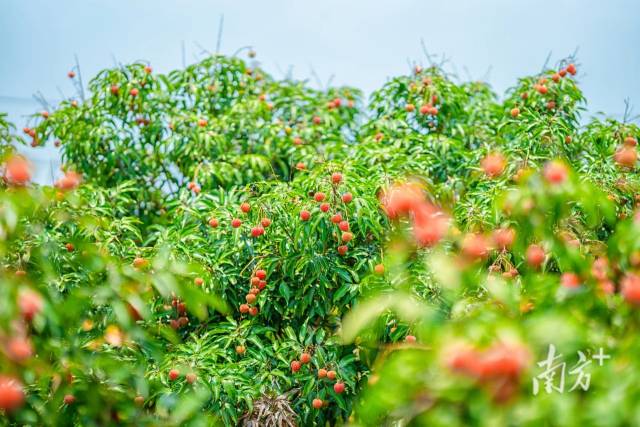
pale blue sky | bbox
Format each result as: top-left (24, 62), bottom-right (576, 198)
top-left (1, 0), bottom-right (639, 182)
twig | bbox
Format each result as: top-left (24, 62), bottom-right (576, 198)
top-left (56, 86), bottom-right (67, 101)
top-left (181, 41), bottom-right (187, 68)
top-left (195, 41), bottom-right (213, 57)
top-left (74, 54), bottom-right (86, 102)
top-left (462, 66), bottom-right (473, 82)
top-left (33, 92), bottom-right (51, 111)
top-left (622, 98), bottom-right (632, 124)
top-left (309, 65), bottom-right (323, 89)
top-left (231, 46), bottom-right (253, 58)
top-left (540, 51), bottom-right (553, 73)
top-left (215, 14), bottom-right (224, 54)
top-left (326, 74), bottom-right (335, 89)
top-left (420, 38), bottom-right (436, 67)
top-left (481, 65), bottom-right (493, 83)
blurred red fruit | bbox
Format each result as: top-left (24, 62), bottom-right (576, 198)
top-left (381, 182), bottom-right (424, 219)
top-left (300, 210), bottom-right (311, 221)
top-left (598, 280), bottom-right (615, 295)
top-left (560, 272), bottom-right (581, 289)
top-left (18, 289), bottom-right (43, 322)
top-left (621, 274), bottom-right (640, 305)
top-left (7, 337), bottom-right (33, 362)
top-left (481, 153), bottom-right (506, 178)
top-left (55, 170), bottom-right (82, 190)
top-left (4, 156), bottom-right (32, 186)
top-left (132, 257), bottom-right (147, 268)
top-left (374, 264), bottom-right (385, 275)
top-left (526, 244), bottom-right (545, 268)
top-left (614, 146), bottom-right (637, 168)
top-left (591, 257), bottom-right (609, 281)
top-left (413, 206), bottom-right (448, 247)
top-left (231, 218), bottom-right (242, 228)
top-left (461, 234), bottom-right (491, 260)
top-left (478, 343), bottom-right (529, 378)
top-left (492, 227), bottom-right (515, 250)
top-left (0, 375), bottom-right (24, 412)
top-left (543, 161), bottom-right (568, 184)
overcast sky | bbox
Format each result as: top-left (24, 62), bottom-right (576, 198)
top-left (1, 0), bottom-right (639, 182)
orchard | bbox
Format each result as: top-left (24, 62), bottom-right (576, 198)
top-left (1, 51), bottom-right (640, 427)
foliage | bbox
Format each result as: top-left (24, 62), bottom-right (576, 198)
top-left (2, 52), bottom-right (640, 427)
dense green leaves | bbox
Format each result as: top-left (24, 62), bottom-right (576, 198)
top-left (2, 53), bottom-right (640, 426)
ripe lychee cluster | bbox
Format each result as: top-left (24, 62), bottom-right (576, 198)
top-left (300, 171), bottom-right (355, 255)
top-left (167, 295), bottom-right (190, 330)
top-left (239, 269), bottom-right (266, 316)
top-left (289, 350), bottom-right (346, 411)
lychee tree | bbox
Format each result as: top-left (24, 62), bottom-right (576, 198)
top-left (2, 51), bottom-right (640, 427)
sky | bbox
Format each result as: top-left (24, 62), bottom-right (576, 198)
top-left (1, 0), bottom-right (639, 182)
